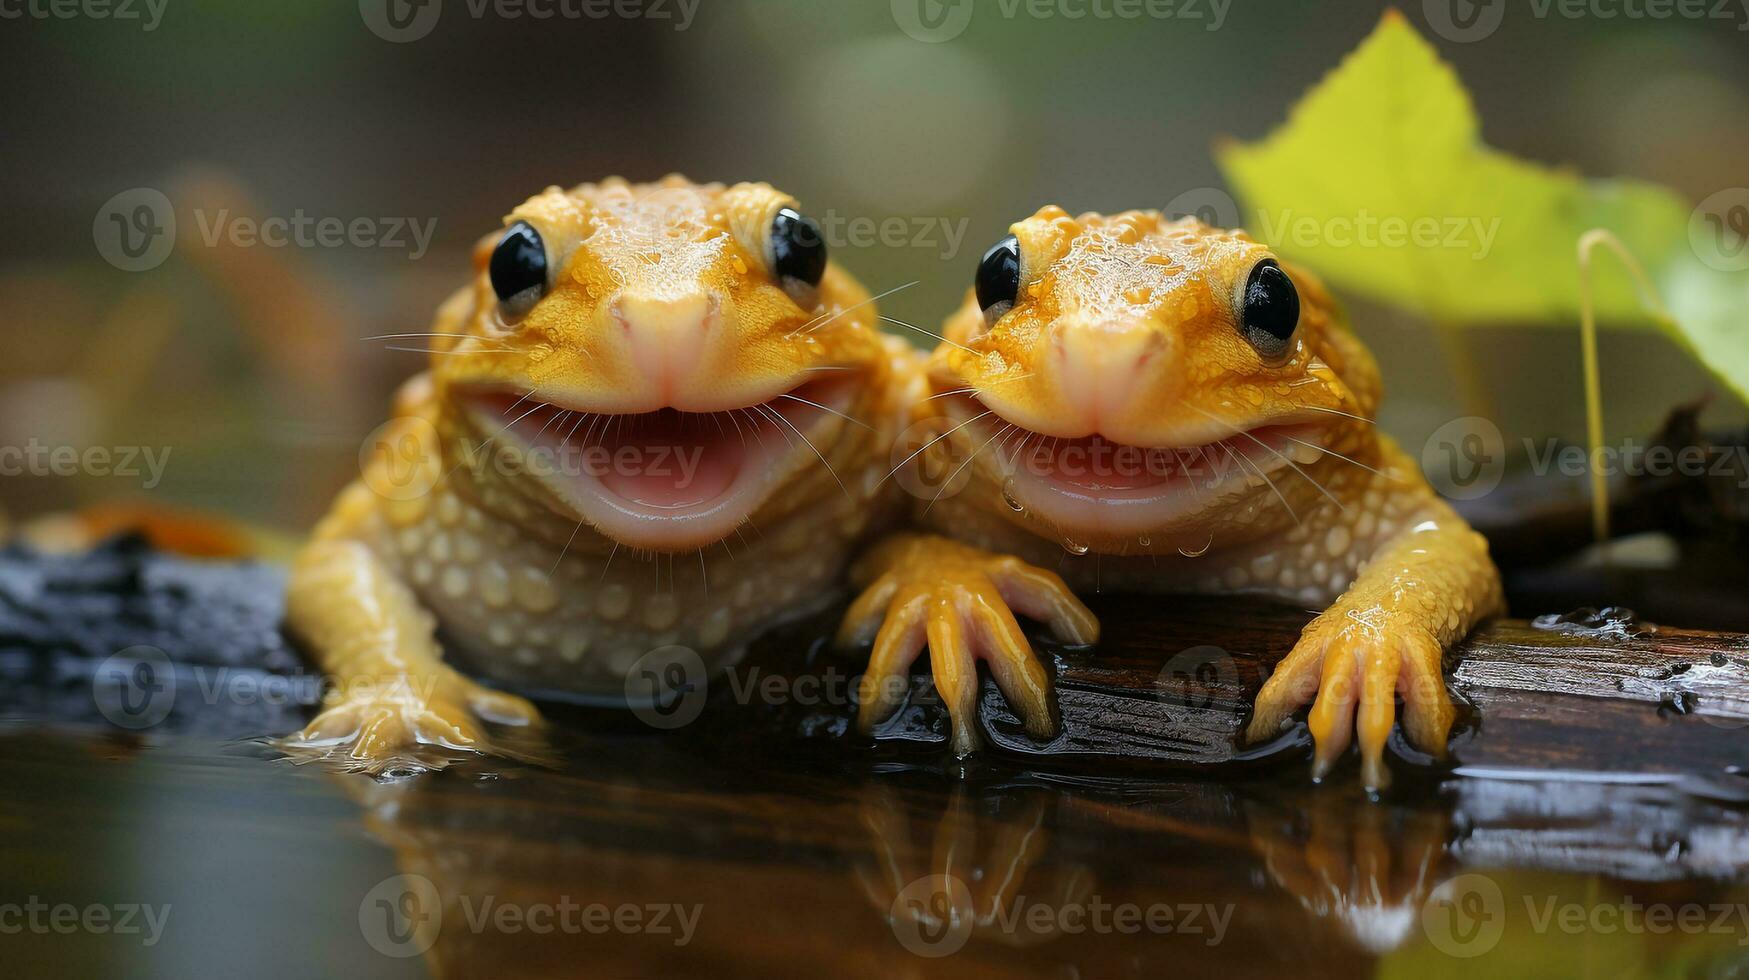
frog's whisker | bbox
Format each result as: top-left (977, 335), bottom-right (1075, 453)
top-left (452, 398), bottom-right (548, 477)
top-left (776, 393), bottom-right (872, 430)
top-left (1185, 403), bottom-right (1344, 512)
top-left (923, 387), bottom-right (976, 402)
top-left (879, 409), bottom-right (992, 489)
top-left (534, 408), bottom-right (571, 441)
top-left (1277, 432), bottom-right (1398, 482)
top-left (1176, 447), bottom-right (1211, 512)
top-left (561, 410), bottom-right (591, 449)
top-left (363, 332), bottom-right (500, 342)
top-left (794, 280), bottom-right (919, 337)
top-left (925, 421), bottom-right (1013, 515)
top-left (550, 515), bottom-right (590, 576)
top-left (1220, 441), bottom-right (1298, 526)
top-left (735, 408), bottom-right (771, 452)
top-left (878, 315), bottom-right (977, 355)
top-left (1300, 405), bottom-right (1375, 425)
top-left (381, 346), bottom-right (506, 355)
top-left (755, 402), bottom-right (850, 500)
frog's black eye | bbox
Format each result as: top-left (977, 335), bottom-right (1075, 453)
top-left (1238, 258), bottom-right (1300, 363)
top-left (489, 221), bottom-right (548, 311)
top-left (975, 235), bottom-right (1021, 315)
top-left (770, 207), bottom-right (827, 288)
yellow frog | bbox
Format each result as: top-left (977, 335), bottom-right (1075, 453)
top-left (284, 176), bottom-right (917, 770)
top-left (842, 206), bottom-right (1503, 790)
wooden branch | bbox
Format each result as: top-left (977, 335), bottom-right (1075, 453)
top-left (747, 595), bottom-right (1749, 783)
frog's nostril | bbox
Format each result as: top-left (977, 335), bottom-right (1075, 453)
top-left (1052, 322), bottom-right (1167, 429)
top-left (611, 291), bottom-right (719, 402)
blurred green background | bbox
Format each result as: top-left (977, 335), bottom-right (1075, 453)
top-left (2, 0), bottom-right (1745, 533)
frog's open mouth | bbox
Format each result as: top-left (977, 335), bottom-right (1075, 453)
top-left (942, 395), bottom-right (1325, 535)
top-left (458, 377), bottom-right (854, 550)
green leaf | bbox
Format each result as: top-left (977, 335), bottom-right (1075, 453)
top-left (1215, 10), bottom-right (1747, 403)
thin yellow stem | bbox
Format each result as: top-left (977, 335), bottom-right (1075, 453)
top-left (1575, 229), bottom-right (1670, 547)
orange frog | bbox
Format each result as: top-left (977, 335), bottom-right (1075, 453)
top-left (284, 176), bottom-right (920, 771)
top-left (842, 206), bottom-right (1503, 790)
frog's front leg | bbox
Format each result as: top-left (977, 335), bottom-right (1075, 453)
top-left (282, 533), bottom-right (540, 773)
top-left (838, 534), bottom-right (1099, 756)
top-left (1245, 495), bottom-right (1503, 790)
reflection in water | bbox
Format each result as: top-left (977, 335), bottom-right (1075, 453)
top-left (4, 731), bottom-right (1746, 978)
top-left (855, 785), bottom-right (1094, 952)
top-left (1244, 791), bottom-right (1451, 953)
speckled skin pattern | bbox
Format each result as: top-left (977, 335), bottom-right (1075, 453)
top-left (843, 207), bottom-right (1503, 789)
top-left (283, 177), bottom-right (918, 770)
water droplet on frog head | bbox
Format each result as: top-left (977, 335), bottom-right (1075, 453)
top-left (1062, 537), bottom-right (1090, 556)
top-left (1000, 477), bottom-right (1024, 512)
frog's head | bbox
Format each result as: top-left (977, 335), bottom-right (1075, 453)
top-left (432, 175), bottom-right (885, 551)
top-left (924, 206), bottom-right (1380, 553)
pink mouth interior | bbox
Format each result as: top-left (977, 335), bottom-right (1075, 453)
top-left (1016, 434), bottom-right (1186, 493)
top-left (470, 381), bottom-right (837, 513)
top-left (591, 410), bottom-right (745, 509)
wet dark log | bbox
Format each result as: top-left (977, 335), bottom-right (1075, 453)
top-left (2, 536), bottom-right (1745, 789)
top-left (775, 595), bottom-right (1749, 786)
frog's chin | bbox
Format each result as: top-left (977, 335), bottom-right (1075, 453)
top-left (458, 378), bottom-right (850, 552)
top-left (944, 396), bottom-right (1325, 538)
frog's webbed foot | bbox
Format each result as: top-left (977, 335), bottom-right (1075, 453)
top-left (1246, 613), bottom-right (1454, 791)
top-left (280, 670), bottom-right (544, 775)
top-left (838, 534), bottom-right (1098, 756)
top-left (282, 537), bottom-right (553, 774)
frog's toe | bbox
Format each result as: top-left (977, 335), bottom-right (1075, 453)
top-left (466, 685), bottom-right (540, 727)
top-left (922, 595), bottom-right (983, 757)
top-left (855, 585), bottom-right (930, 733)
top-left (351, 702), bottom-right (480, 762)
top-left (990, 558), bottom-right (1099, 646)
top-left (282, 681), bottom-right (547, 774)
top-left (837, 571), bottom-right (901, 649)
top-left (966, 593), bottom-right (1057, 742)
top-left (1257, 620), bottom-right (1456, 792)
top-left (1396, 628), bottom-right (1456, 760)
top-left (1306, 633), bottom-right (1362, 782)
top-left (1245, 624), bottom-right (1330, 744)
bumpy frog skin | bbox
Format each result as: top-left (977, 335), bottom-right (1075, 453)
top-left (843, 206), bottom-right (1503, 790)
top-left (284, 176), bottom-right (918, 770)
